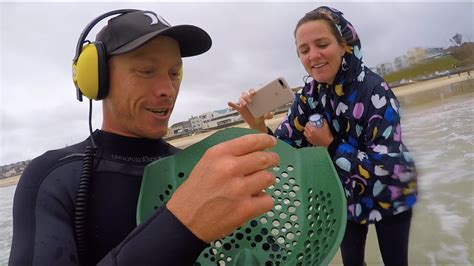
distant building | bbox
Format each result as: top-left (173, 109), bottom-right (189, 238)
top-left (405, 47), bottom-right (426, 66)
top-left (169, 120), bottom-right (193, 137)
top-left (166, 108), bottom-right (242, 138)
top-left (0, 160), bottom-right (30, 178)
top-left (199, 108), bottom-right (242, 129)
top-left (189, 115), bottom-right (203, 131)
top-left (374, 62), bottom-right (394, 76)
top-left (164, 85), bottom-right (301, 139)
top-left (421, 47), bottom-right (445, 62)
top-left (370, 47), bottom-right (448, 74)
top-left (393, 56), bottom-right (407, 71)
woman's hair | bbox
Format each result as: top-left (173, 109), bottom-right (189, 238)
top-left (294, 9), bottom-right (345, 45)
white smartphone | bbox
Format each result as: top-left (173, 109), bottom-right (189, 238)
top-left (247, 77), bottom-right (294, 118)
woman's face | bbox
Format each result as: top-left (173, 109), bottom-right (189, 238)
top-left (295, 20), bottom-right (345, 85)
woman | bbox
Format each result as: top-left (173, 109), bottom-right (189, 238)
top-left (229, 6), bottom-right (417, 266)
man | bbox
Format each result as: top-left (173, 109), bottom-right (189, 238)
top-left (9, 10), bottom-right (279, 265)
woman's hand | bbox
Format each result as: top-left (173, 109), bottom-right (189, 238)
top-left (303, 118), bottom-right (334, 148)
top-left (227, 89), bottom-right (273, 133)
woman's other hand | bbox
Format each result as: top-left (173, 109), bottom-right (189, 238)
top-left (303, 118), bottom-right (334, 147)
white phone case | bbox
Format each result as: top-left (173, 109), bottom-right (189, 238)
top-left (247, 77), bottom-right (294, 118)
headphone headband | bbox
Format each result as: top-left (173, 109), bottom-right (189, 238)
top-left (72, 8), bottom-right (198, 101)
top-left (73, 9), bottom-right (140, 63)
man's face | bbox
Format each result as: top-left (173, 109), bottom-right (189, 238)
top-left (102, 36), bottom-right (182, 139)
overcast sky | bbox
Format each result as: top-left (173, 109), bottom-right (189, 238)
top-left (0, 1), bottom-right (473, 165)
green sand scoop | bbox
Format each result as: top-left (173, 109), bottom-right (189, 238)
top-left (137, 127), bottom-right (346, 265)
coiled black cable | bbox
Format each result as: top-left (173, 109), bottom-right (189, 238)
top-left (74, 99), bottom-right (97, 265)
top-left (74, 145), bottom-right (96, 265)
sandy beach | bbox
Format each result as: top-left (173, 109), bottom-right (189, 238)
top-left (0, 176), bottom-right (20, 188)
top-left (393, 73), bottom-right (469, 97)
top-left (393, 72), bottom-right (472, 106)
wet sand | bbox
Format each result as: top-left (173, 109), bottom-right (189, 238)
top-left (393, 73), bottom-right (472, 106)
top-left (393, 72), bottom-right (469, 97)
top-left (0, 176), bottom-right (20, 188)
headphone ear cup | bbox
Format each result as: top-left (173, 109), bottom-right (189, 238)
top-left (178, 66), bottom-right (183, 81)
top-left (72, 41), bottom-right (108, 100)
top-left (73, 43), bottom-right (102, 100)
top-left (94, 42), bottom-right (109, 100)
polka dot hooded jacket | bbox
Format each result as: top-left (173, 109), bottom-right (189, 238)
top-left (274, 6), bottom-right (418, 224)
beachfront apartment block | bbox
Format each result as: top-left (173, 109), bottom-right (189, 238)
top-left (167, 108), bottom-right (242, 138)
top-left (0, 160), bottom-right (30, 179)
top-left (374, 47), bottom-right (447, 76)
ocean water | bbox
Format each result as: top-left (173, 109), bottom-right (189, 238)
top-left (0, 185), bottom-right (15, 265)
top-left (0, 93), bottom-right (473, 265)
top-left (401, 93), bottom-right (474, 265)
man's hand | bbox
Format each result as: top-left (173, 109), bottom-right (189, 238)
top-left (166, 133), bottom-right (279, 243)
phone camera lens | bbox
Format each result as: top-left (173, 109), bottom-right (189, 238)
top-left (278, 79), bottom-right (287, 89)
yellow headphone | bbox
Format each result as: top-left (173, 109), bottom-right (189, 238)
top-left (72, 9), bottom-right (184, 101)
top-left (72, 9), bottom-right (139, 101)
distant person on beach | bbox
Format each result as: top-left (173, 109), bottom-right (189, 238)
top-left (9, 9), bottom-right (279, 265)
top-left (229, 6), bottom-right (417, 266)
top-left (452, 64), bottom-right (460, 77)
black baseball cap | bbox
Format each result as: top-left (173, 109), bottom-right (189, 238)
top-left (96, 10), bottom-right (212, 57)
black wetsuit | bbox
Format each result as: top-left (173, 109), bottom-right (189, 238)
top-left (9, 130), bottom-right (207, 265)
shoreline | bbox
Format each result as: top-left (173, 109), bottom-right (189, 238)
top-left (392, 72), bottom-right (472, 106)
top-left (0, 73), bottom-right (472, 188)
top-left (0, 175), bottom-right (20, 188)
